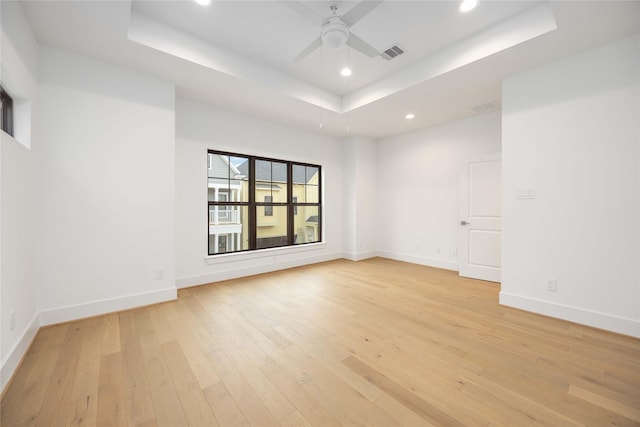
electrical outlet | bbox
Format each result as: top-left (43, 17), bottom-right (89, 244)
top-left (156, 270), bottom-right (165, 280)
top-left (517, 189), bottom-right (536, 200)
top-left (10, 311), bottom-right (16, 331)
top-left (452, 249), bottom-right (458, 256)
top-left (436, 247), bottom-right (442, 255)
top-left (545, 278), bottom-right (557, 292)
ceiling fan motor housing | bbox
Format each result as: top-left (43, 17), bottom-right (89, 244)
top-left (321, 17), bottom-right (349, 49)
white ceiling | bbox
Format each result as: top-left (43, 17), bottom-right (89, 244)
top-left (19, 0), bottom-right (640, 139)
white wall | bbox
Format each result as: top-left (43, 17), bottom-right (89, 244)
top-left (376, 112), bottom-right (502, 270)
top-left (501, 34), bottom-right (640, 337)
top-left (342, 136), bottom-right (377, 261)
top-left (35, 46), bottom-right (177, 325)
top-left (175, 97), bottom-right (343, 287)
top-left (0, 1), bottom-right (39, 392)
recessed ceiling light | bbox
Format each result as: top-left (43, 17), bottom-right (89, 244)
top-left (460, 0), bottom-right (477, 12)
top-left (340, 67), bottom-right (352, 77)
top-left (405, 113), bottom-right (416, 119)
top-left (194, 0), bottom-right (211, 6)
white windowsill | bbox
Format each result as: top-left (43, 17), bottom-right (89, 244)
top-left (204, 242), bottom-right (327, 265)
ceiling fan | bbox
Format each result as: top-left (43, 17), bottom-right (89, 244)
top-left (281, 1), bottom-right (383, 62)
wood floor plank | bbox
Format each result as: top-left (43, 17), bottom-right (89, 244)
top-left (241, 364), bottom-right (296, 421)
top-left (100, 313), bottom-right (121, 355)
top-left (341, 355), bottom-right (464, 427)
top-left (65, 393), bottom-right (98, 427)
top-left (374, 393), bottom-right (437, 427)
top-left (2, 258), bottom-right (639, 426)
top-left (160, 301), bottom-right (221, 390)
top-left (119, 310), bottom-right (157, 426)
top-left (96, 351), bottom-right (126, 426)
top-left (134, 309), bottom-right (189, 427)
top-left (259, 358), bottom-right (343, 427)
top-left (160, 340), bottom-right (219, 426)
top-left (279, 410), bottom-right (313, 427)
top-left (35, 322), bottom-right (85, 426)
top-left (0, 324), bottom-right (69, 426)
top-left (206, 348), bottom-right (281, 427)
top-left (280, 345), bottom-right (402, 427)
top-left (569, 384), bottom-right (640, 423)
top-left (71, 317), bottom-right (104, 403)
top-left (203, 381), bottom-right (250, 427)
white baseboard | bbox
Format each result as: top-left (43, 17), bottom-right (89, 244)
top-left (176, 251), bottom-right (343, 288)
top-left (377, 250), bottom-right (458, 272)
top-left (39, 287), bottom-right (177, 327)
top-left (342, 250), bottom-right (378, 262)
top-left (500, 292), bottom-right (640, 338)
top-left (1, 312), bottom-right (40, 393)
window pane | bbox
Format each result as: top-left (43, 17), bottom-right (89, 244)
top-left (209, 154), bottom-right (231, 179)
top-left (256, 206), bottom-right (288, 249)
top-left (294, 206), bottom-right (319, 244)
top-left (272, 161), bottom-right (287, 183)
top-left (255, 159), bottom-right (288, 202)
top-left (306, 184), bottom-right (319, 203)
top-left (208, 154), bottom-right (249, 202)
top-left (230, 156), bottom-right (249, 202)
top-left (264, 196), bottom-right (273, 216)
top-left (292, 164), bottom-right (306, 184)
top-left (208, 205), bottom-right (248, 255)
top-left (306, 166), bottom-right (319, 184)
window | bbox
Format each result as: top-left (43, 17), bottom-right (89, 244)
top-left (207, 150), bottom-right (322, 255)
top-left (264, 196), bottom-right (273, 216)
top-left (0, 86), bottom-right (14, 137)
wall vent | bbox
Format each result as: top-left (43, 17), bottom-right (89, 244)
top-left (470, 101), bottom-right (501, 113)
top-left (380, 44), bottom-right (405, 61)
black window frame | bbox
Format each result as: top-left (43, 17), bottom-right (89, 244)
top-left (0, 86), bottom-right (14, 137)
top-left (207, 150), bottom-right (322, 256)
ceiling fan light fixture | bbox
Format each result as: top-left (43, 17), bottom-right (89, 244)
top-left (460, 0), bottom-right (477, 12)
top-left (321, 18), bottom-right (349, 49)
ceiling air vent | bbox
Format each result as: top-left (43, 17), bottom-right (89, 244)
top-left (470, 101), bottom-right (501, 114)
top-left (380, 44), bottom-right (405, 61)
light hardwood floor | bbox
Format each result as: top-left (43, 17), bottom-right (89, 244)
top-left (2, 258), bottom-right (639, 426)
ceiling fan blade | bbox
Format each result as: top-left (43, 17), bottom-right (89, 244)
top-left (295, 37), bottom-right (323, 62)
top-left (279, 1), bottom-right (324, 25)
top-left (341, 0), bottom-right (383, 27)
top-left (346, 32), bottom-right (380, 57)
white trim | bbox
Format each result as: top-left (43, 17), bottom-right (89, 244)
top-left (204, 241), bottom-right (327, 265)
top-left (177, 249), bottom-right (341, 288)
top-left (377, 250), bottom-right (458, 272)
top-left (1, 312), bottom-right (39, 393)
top-left (500, 292), bottom-right (640, 338)
top-left (39, 287), bottom-right (177, 327)
top-left (342, 250), bottom-right (378, 262)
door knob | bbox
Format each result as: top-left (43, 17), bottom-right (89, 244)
top-left (460, 220), bottom-right (470, 226)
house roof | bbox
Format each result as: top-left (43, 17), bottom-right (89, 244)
top-left (236, 160), bottom-right (315, 184)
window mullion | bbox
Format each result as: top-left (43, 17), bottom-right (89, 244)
top-left (249, 157), bottom-right (256, 250)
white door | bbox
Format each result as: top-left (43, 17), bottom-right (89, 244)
top-left (458, 153), bottom-right (501, 282)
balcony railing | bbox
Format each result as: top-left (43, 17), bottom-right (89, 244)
top-left (209, 209), bottom-right (240, 225)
